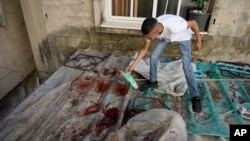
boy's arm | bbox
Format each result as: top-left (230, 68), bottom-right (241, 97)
top-left (125, 40), bottom-right (151, 72)
top-left (187, 20), bottom-right (202, 51)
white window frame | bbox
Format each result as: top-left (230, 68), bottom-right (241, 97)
top-left (101, 0), bottom-right (182, 30)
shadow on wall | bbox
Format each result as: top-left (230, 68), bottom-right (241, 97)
top-left (36, 26), bottom-right (146, 79)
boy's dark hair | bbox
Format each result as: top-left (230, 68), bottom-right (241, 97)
top-left (141, 17), bottom-right (158, 35)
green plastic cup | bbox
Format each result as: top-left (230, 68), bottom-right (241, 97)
top-left (120, 71), bottom-right (138, 90)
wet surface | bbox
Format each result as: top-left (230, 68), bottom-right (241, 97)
top-left (102, 68), bottom-right (117, 77)
top-left (81, 103), bottom-right (100, 116)
top-left (95, 76), bottom-right (110, 93)
top-left (72, 77), bottom-right (95, 94)
top-left (57, 68), bottom-right (131, 140)
top-left (96, 107), bottom-right (119, 135)
top-left (111, 78), bottom-right (129, 96)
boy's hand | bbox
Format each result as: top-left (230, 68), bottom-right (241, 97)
top-left (125, 66), bottom-right (133, 72)
top-left (195, 41), bottom-right (202, 51)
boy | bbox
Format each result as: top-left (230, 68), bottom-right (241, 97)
top-left (125, 14), bottom-right (202, 113)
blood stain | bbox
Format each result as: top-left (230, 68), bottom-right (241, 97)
top-left (73, 77), bottom-right (95, 94)
top-left (102, 68), bottom-right (117, 77)
top-left (96, 107), bottom-right (119, 135)
top-left (103, 68), bottom-right (110, 76)
top-left (95, 76), bottom-right (110, 93)
top-left (111, 78), bottom-right (129, 96)
top-left (83, 103), bottom-right (100, 116)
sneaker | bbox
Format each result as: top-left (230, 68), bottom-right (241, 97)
top-left (192, 96), bottom-right (202, 113)
top-left (138, 80), bottom-right (158, 91)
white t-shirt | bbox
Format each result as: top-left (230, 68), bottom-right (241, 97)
top-left (156, 14), bottom-right (192, 42)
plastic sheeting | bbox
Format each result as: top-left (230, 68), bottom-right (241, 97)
top-left (0, 50), bottom-right (136, 141)
top-left (131, 57), bottom-right (196, 96)
top-left (1, 49), bottom-right (249, 141)
top-left (105, 109), bottom-right (187, 141)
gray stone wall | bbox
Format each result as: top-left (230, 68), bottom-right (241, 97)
top-left (21, 0), bottom-right (250, 80)
top-left (0, 0), bottom-right (36, 98)
top-left (203, 0), bottom-right (250, 63)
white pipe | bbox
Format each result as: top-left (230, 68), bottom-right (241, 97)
top-left (164, 0), bottom-right (169, 14)
top-left (130, 0), bottom-right (134, 17)
top-left (176, 0), bottom-right (182, 16)
top-left (152, 0), bottom-right (158, 17)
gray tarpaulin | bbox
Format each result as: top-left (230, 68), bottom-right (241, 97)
top-left (104, 109), bottom-right (187, 141)
top-left (131, 56), bottom-right (196, 96)
top-left (0, 50), bottom-right (137, 141)
top-left (1, 49), bottom-right (229, 141)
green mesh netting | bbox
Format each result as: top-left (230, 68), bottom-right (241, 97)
top-left (127, 61), bottom-right (250, 137)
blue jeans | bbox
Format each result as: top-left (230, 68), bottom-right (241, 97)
top-left (150, 40), bottom-right (199, 97)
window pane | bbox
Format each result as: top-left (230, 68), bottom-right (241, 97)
top-left (111, 0), bottom-right (153, 18)
top-left (156, 0), bottom-right (178, 17)
top-left (112, 0), bottom-right (131, 16)
top-left (135, 0), bottom-right (153, 17)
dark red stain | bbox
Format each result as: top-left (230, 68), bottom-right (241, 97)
top-left (102, 68), bottom-right (117, 77)
top-left (96, 107), bottom-right (119, 135)
top-left (103, 68), bottom-right (110, 76)
top-left (95, 76), bottom-right (110, 93)
top-left (74, 77), bottom-right (95, 94)
top-left (96, 124), bottom-right (107, 136)
top-left (111, 78), bottom-right (129, 96)
top-left (83, 103), bottom-right (100, 116)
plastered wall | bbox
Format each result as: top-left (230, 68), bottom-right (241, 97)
top-left (0, 0), bottom-right (35, 98)
top-left (21, 0), bottom-right (250, 80)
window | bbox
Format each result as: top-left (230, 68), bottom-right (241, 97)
top-left (100, 0), bottom-right (213, 33)
top-left (102, 0), bottom-right (182, 29)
